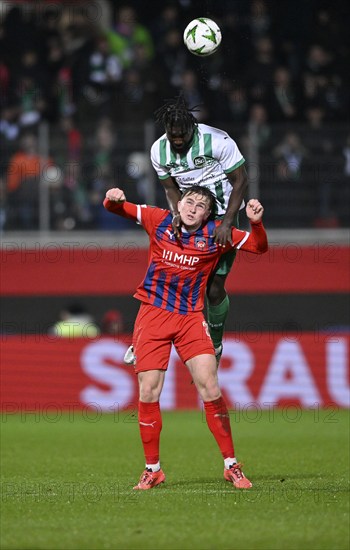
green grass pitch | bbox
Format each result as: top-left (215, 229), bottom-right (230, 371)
top-left (1, 409), bottom-right (349, 550)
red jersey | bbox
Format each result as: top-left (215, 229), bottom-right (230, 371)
top-left (103, 200), bottom-right (268, 314)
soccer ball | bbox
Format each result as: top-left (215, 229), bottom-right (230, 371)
top-left (183, 18), bottom-right (222, 57)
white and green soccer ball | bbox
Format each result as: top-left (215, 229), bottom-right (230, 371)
top-left (183, 18), bottom-right (222, 57)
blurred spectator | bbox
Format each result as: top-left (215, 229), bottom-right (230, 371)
top-left (267, 67), bottom-right (300, 122)
top-left (86, 118), bottom-right (119, 216)
top-left (273, 131), bottom-right (309, 183)
top-left (156, 27), bottom-right (188, 89)
top-left (126, 151), bottom-right (152, 203)
top-left (59, 20), bottom-right (97, 127)
top-left (248, 0), bottom-right (272, 43)
top-left (115, 67), bottom-right (157, 124)
top-left (101, 309), bottom-right (124, 337)
top-left (132, 42), bottom-right (170, 100)
top-left (106, 4), bottom-right (154, 68)
top-left (84, 118), bottom-right (137, 229)
top-left (248, 103), bottom-right (271, 151)
top-left (78, 34), bottom-right (123, 127)
top-left (5, 132), bottom-right (54, 229)
top-left (226, 84), bottom-right (250, 123)
top-left (177, 69), bottom-right (208, 122)
top-left (220, 11), bottom-right (250, 80)
top-left (304, 44), bottom-right (334, 79)
top-left (245, 36), bottom-right (277, 104)
top-left (45, 115), bottom-right (83, 230)
top-left (0, 105), bottom-right (20, 143)
top-left (13, 49), bottom-right (48, 129)
top-left (303, 104), bottom-right (332, 157)
top-left (50, 303), bottom-right (100, 338)
top-left (1, 6), bottom-right (39, 70)
top-left (151, 2), bottom-right (181, 53)
top-left (53, 66), bottom-right (76, 120)
top-left (260, 131), bottom-right (312, 228)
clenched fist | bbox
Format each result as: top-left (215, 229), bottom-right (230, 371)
top-left (246, 199), bottom-right (264, 223)
top-left (105, 188), bottom-right (126, 202)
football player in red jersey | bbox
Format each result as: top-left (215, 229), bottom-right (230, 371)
top-left (104, 185), bottom-right (267, 490)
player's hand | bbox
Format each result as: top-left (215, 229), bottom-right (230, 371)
top-left (213, 221), bottom-right (233, 246)
top-left (246, 199), bottom-right (264, 222)
top-left (105, 188), bottom-right (126, 202)
top-left (172, 213), bottom-right (182, 239)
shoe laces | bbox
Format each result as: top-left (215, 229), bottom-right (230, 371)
top-left (230, 462), bottom-right (244, 479)
top-left (140, 468), bottom-right (153, 483)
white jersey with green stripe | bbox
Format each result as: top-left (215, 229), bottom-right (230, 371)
top-left (150, 123), bottom-right (245, 216)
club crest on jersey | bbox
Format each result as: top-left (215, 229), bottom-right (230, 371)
top-left (194, 156), bottom-right (215, 168)
top-left (195, 236), bottom-right (206, 249)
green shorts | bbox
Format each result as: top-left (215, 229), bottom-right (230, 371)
top-left (214, 212), bottom-right (239, 277)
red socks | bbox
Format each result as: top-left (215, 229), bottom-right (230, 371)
top-left (138, 401), bottom-right (162, 464)
top-left (138, 398), bottom-right (234, 464)
top-left (204, 396), bottom-right (235, 459)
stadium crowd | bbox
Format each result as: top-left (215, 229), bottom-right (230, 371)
top-left (0, 0), bottom-right (349, 230)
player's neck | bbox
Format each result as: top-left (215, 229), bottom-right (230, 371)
top-left (182, 222), bottom-right (203, 233)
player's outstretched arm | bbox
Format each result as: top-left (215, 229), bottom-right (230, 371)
top-left (103, 187), bottom-right (138, 221)
top-left (234, 199), bottom-right (267, 254)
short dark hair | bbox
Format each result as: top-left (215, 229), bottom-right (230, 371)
top-left (154, 94), bottom-right (198, 135)
top-left (182, 185), bottom-right (216, 215)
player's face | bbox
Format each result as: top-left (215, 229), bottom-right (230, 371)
top-left (166, 125), bottom-right (194, 153)
top-left (178, 193), bottom-right (211, 231)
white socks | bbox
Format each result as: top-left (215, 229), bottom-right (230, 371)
top-left (224, 458), bottom-right (237, 470)
top-left (146, 462), bottom-right (160, 472)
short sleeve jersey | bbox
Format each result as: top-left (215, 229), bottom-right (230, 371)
top-left (150, 123), bottom-right (245, 216)
top-left (133, 204), bottom-right (250, 314)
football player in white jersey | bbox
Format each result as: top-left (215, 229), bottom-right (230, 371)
top-left (150, 95), bottom-right (248, 363)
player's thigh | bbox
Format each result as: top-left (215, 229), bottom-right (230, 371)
top-left (174, 312), bottom-right (214, 364)
top-left (133, 304), bottom-right (173, 373)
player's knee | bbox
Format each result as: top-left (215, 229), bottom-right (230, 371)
top-left (200, 378), bottom-right (221, 402)
top-left (139, 383), bottom-right (160, 402)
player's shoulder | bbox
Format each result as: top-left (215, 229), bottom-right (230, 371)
top-left (140, 204), bottom-right (167, 214)
top-left (140, 204), bottom-right (170, 221)
top-left (150, 132), bottom-right (167, 157)
top-left (198, 123), bottom-right (231, 140)
top-left (151, 132), bottom-right (167, 148)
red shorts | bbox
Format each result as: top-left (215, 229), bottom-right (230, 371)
top-left (132, 302), bottom-right (215, 373)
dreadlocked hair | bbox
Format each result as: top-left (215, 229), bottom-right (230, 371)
top-left (154, 94), bottom-right (198, 135)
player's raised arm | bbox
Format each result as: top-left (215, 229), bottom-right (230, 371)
top-left (235, 199), bottom-right (268, 254)
top-left (103, 187), bottom-right (138, 221)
